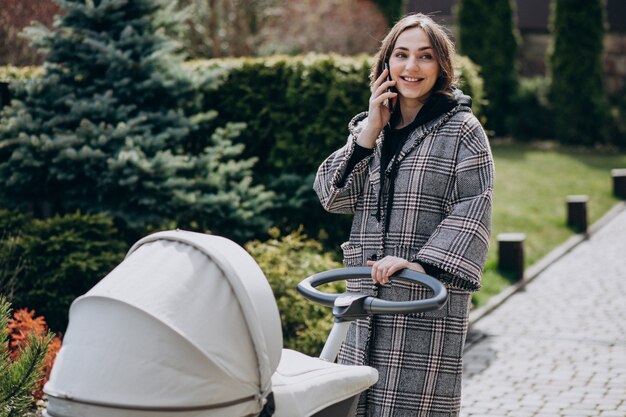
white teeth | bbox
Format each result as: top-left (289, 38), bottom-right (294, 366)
top-left (403, 77), bottom-right (422, 82)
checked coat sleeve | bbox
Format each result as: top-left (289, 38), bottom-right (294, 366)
top-left (416, 116), bottom-right (494, 289)
top-left (314, 113), bottom-right (376, 214)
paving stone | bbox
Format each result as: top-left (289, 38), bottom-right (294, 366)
top-left (599, 412), bottom-right (626, 417)
top-left (460, 206), bottom-right (626, 417)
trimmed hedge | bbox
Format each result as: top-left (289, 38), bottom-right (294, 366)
top-left (455, 54), bottom-right (485, 125)
top-left (0, 210), bottom-right (126, 332)
top-left (188, 55), bottom-right (372, 177)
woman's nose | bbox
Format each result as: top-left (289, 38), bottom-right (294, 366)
top-left (405, 57), bottom-right (419, 70)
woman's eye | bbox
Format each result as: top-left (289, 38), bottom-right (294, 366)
top-left (420, 54), bottom-right (433, 60)
top-left (395, 53), bottom-right (407, 58)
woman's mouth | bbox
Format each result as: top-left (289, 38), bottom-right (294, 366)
top-left (401, 76), bottom-right (425, 84)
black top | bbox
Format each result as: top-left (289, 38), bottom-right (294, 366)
top-left (381, 91), bottom-right (458, 174)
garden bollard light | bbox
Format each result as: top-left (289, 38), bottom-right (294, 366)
top-left (612, 169), bottom-right (626, 199)
top-left (566, 195), bottom-right (588, 234)
top-left (497, 233), bottom-right (525, 281)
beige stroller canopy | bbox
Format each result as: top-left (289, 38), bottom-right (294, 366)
top-left (44, 230), bottom-right (377, 417)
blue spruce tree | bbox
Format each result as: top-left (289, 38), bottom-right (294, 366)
top-left (0, 0), bottom-right (273, 241)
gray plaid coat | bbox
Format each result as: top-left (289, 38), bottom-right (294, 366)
top-left (314, 105), bottom-right (494, 416)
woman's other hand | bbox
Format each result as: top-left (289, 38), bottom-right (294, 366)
top-left (367, 255), bottom-right (426, 285)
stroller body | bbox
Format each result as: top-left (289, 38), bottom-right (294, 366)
top-left (44, 230), bottom-right (378, 417)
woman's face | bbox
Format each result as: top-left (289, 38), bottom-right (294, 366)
top-left (388, 27), bottom-right (440, 106)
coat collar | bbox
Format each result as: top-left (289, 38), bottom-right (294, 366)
top-left (348, 105), bottom-right (471, 177)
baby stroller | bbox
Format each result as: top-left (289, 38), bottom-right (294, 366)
top-left (44, 230), bottom-right (447, 417)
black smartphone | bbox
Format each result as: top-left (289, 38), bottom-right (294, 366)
top-left (383, 62), bottom-right (395, 113)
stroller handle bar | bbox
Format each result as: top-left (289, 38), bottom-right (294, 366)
top-left (297, 267), bottom-right (448, 315)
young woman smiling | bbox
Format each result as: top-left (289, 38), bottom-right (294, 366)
top-left (314, 13), bottom-right (494, 417)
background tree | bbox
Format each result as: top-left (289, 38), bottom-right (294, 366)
top-left (179, 0), bottom-right (273, 58)
top-left (0, 0), bottom-right (59, 66)
top-left (371, 0), bottom-right (405, 26)
top-left (457, 0), bottom-right (520, 136)
top-left (178, 0), bottom-right (388, 58)
top-left (0, 0), bottom-right (273, 242)
top-left (256, 0), bottom-right (388, 56)
top-left (549, 0), bottom-right (611, 146)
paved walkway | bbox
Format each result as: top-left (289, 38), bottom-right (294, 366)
top-left (460, 204), bottom-right (626, 417)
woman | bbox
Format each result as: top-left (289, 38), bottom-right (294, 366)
top-left (313, 13), bottom-right (494, 417)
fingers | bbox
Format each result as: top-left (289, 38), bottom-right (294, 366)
top-left (410, 262), bottom-right (426, 274)
top-left (386, 261), bottom-right (407, 277)
top-left (369, 88), bottom-right (397, 122)
top-left (371, 67), bottom-right (389, 92)
top-left (367, 68), bottom-right (397, 130)
top-left (368, 256), bottom-right (410, 285)
top-left (370, 68), bottom-right (396, 99)
top-left (373, 91), bottom-right (398, 108)
top-left (372, 82), bottom-right (397, 102)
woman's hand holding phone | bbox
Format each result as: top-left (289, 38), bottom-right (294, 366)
top-left (383, 62), bottom-right (396, 114)
top-left (357, 65), bottom-right (397, 149)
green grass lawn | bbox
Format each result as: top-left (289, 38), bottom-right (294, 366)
top-left (474, 141), bottom-right (626, 307)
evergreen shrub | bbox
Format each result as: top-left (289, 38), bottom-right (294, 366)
top-left (609, 90), bottom-right (626, 147)
top-left (372, 0), bottom-right (404, 25)
top-left (549, 0), bottom-right (611, 146)
top-left (511, 77), bottom-right (555, 140)
top-left (6, 307), bottom-right (61, 400)
top-left (189, 55), bottom-right (373, 176)
top-left (0, 210), bottom-right (126, 332)
top-left (245, 229), bottom-right (343, 356)
top-left (455, 55), bottom-right (485, 125)
top-left (457, 0), bottom-right (520, 136)
top-left (0, 296), bottom-right (52, 416)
